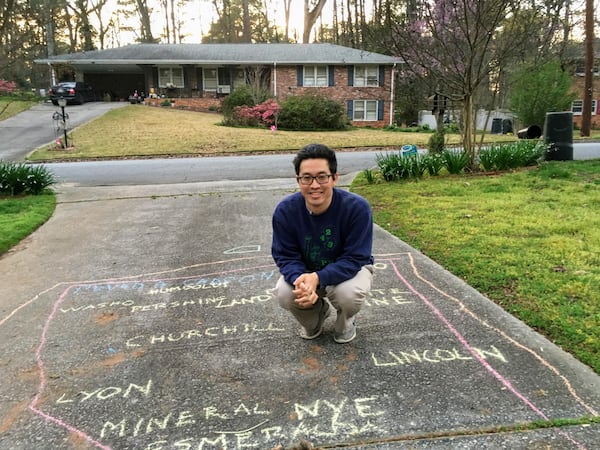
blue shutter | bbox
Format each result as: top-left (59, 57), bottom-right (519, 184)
top-left (328, 65), bottom-right (335, 86)
top-left (378, 101), bottom-right (384, 120)
top-left (297, 66), bottom-right (303, 86)
top-left (347, 100), bottom-right (353, 120)
top-left (348, 66), bottom-right (354, 86)
top-left (379, 66), bottom-right (385, 86)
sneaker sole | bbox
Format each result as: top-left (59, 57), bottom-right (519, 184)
top-left (334, 326), bottom-right (356, 344)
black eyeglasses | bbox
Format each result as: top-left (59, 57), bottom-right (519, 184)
top-left (296, 174), bottom-right (333, 185)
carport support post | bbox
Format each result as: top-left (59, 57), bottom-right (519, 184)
top-left (58, 97), bottom-right (68, 148)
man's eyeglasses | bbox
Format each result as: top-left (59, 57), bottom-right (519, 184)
top-left (296, 174), bottom-right (333, 185)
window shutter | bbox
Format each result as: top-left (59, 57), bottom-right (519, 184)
top-left (378, 101), bottom-right (384, 120)
top-left (348, 66), bottom-right (354, 86)
top-left (297, 66), bottom-right (303, 86)
top-left (328, 65), bottom-right (335, 86)
top-left (347, 100), bottom-right (353, 120)
top-left (379, 66), bottom-right (385, 86)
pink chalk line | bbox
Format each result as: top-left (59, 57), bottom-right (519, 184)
top-left (29, 284), bottom-right (112, 450)
top-left (388, 259), bottom-right (587, 450)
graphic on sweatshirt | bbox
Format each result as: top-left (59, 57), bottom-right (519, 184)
top-left (304, 226), bottom-right (336, 270)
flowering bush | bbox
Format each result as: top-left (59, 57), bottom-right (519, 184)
top-left (0, 79), bottom-right (17, 95)
top-left (233, 99), bottom-right (281, 127)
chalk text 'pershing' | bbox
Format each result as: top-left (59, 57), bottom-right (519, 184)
top-left (59, 294), bottom-right (272, 314)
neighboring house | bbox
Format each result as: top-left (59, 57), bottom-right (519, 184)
top-left (572, 59), bottom-right (600, 129)
top-left (35, 43), bottom-right (399, 128)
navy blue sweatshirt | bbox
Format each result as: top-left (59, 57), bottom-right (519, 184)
top-left (272, 188), bottom-right (374, 287)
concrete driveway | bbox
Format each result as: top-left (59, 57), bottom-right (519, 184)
top-left (0, 101), bottom-right (127, 161)
top-left (0, 175), bottom-right (599, 449)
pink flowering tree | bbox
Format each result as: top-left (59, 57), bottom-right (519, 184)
top-left (0, 79), bottom-right (17, 95)
top-left (233, 98), bottom-right (281, 128)
top-left (376, 0), bottom-right (563, 168)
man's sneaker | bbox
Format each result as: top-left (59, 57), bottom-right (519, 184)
top-left (299, 300), bottom-right (330, 340)
top-left (334, 319), bottom-right (356, 344)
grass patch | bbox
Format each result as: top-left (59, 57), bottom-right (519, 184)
top-left (0, 98), bottom-right (39, 121)
top-left (352, 160), bottom-right (600, 374)
top-left (27, 105), bottom-right (515, 161)
top-left (0, 193), bottom-right (56, 255)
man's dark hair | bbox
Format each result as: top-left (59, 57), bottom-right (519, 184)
top-left (293, 143), bottom-right (338, 175)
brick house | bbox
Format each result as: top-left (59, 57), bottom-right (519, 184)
top-left (571, 71), bottom-right (600, 129)
top-left (35, 43), bottom-right (399, 128)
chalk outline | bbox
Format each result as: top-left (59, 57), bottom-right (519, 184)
top-left (0, 253), bottom-right (594, 448)
top-left (386, 255), bottom-right (590, 449)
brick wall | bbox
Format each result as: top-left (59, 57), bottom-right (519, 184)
top-left (273, 66), bottom-right (393, 128)
top-left (144, 97), bottom-right (222, 112)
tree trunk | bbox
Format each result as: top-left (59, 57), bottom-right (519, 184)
top-left (283, 0), bottom-right (291, 41)
top-left (241, 0), bottom-right (251, 42)
top-left (580, 0), bottom-right (594, 137)
top-left (462, 94), bottom-right (476, 170)
top-left (136, 0), bottom-right (155, 43)
top-left (302, 0), bottom-right (327, 43)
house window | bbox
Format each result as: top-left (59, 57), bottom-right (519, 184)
top-left (354, 66), bottom-right (379, 87)
top-left (304, 65), bottom-right (328, 87)
top-left (159, 67), bottom-right (184, 88)
top-left (572, 99), bottom-right (597, 115)
top-left (204, 68), bottom-right (217, 91)
top-left (353, 100), bottom-right (378, 121)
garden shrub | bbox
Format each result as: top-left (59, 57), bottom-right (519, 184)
top-left (277, 94), bottom-right (347, 130)
top-left (422, 153), bottom-right (445, 176)
top-left (233, 99), bottom-right (281, 127)
top-left (0, 79), bottom-right (17, 95)
top-left (442, 149), bottom-right (470, 174)
top-left (0, 161), bottom-right (56, 195)
top-left (479, 141), bottom-right (545, 171)
top-left (428, 129), bottom-right (445, 154)
top-left (375, 152), bottom-right (428, 181)
top-left (376, 152), bottom-right (403, 181)
top-left (221, 86), bottom-right (264, 125)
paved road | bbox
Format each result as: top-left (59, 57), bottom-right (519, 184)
top-left (28, 143), bottom-right (600, 188)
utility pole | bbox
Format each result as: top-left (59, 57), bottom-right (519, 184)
top-left (580, 0), bottom-right (594, 137)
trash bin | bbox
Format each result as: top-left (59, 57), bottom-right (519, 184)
top-left (543, 112), bottom-right (573, 161)
top-left (517, 124), bottom-right (542, 139)
top-left (491, 118), bottom-right (502, 134)
top-left (502, 118), bottom-right (513, 134)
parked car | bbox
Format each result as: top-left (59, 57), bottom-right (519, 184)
top-left (49, 81), bottom-right (96, 105)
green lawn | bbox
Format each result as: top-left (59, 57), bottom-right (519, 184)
top-left (352, 161), bottom-right (600, 374)
top-left (27, 105), bottom-right (516, 161)
top-left (0, 193), bottom-right (56, 254)
top-left (0, 98), bottom-right (39, 121)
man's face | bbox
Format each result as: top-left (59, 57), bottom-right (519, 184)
top-left (297, 158), bottom-right (338, 215)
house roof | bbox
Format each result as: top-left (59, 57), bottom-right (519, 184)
top-left (35, 43), bottom-right (398, 73)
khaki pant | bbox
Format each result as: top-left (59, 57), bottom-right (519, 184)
top-left (273, 265), bottom-right (374, 335)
